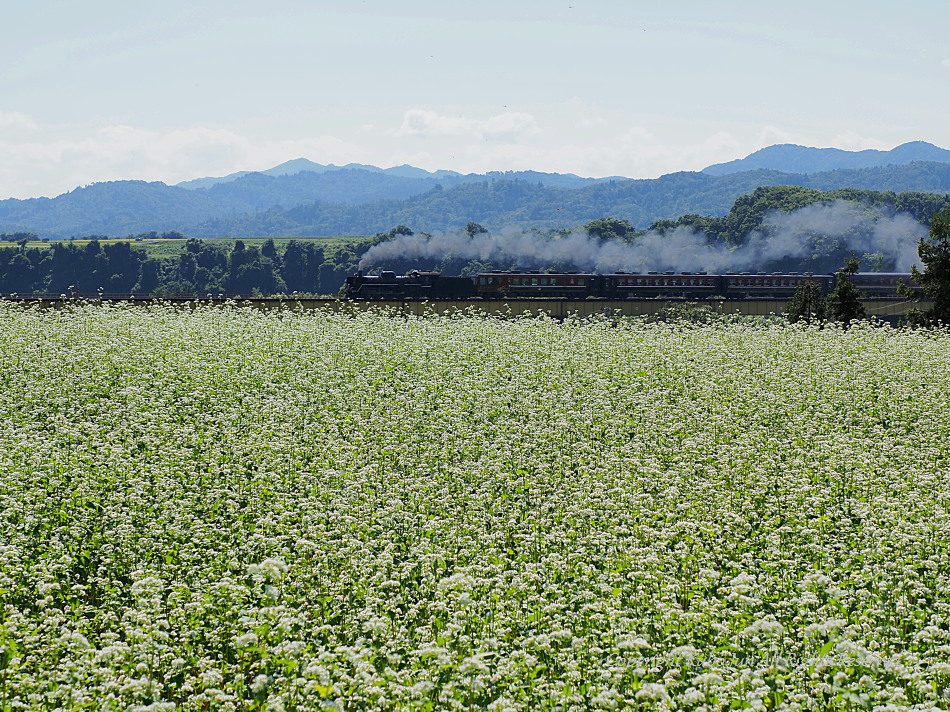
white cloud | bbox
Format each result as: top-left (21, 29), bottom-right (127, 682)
top-left (0, 112), bottom-right (39, 133)
top-left (756, 124), bottom-right (800, 147)
top-left (392, 109), bottom-right (539, 142)
top-left (830, 130), bottom-right (889, 151)
top-left (392, 109), bottom-right (475, 138)
top-left (0, 121), bottom-right (367, 199)
top-left (612, 128), bottom-right (741, 175)
top-left (620, 126), bottom-right (656, 144)
top-left (0, 109), bottom-right (927, 202)
top-left (383, 127), bottom-right (746, 182)
top-left (480, 113), bottom-right (539, 141)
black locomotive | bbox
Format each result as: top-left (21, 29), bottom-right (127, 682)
top-left (344, 270), bottom-right (914, 301)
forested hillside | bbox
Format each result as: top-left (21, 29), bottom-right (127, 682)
top-left (4, 161), bottom-right (950, 240)
top-left (204, 165), bottom-right (950, 240)
top-left (2, 186), bottom-right (949, 296)
top-left (703, 140), bottom-right (950, 175)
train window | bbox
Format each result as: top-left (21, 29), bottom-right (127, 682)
top-left (532, 278), bottom-right (538, 285)
top-left (579, 278), bottom-right (585, 285)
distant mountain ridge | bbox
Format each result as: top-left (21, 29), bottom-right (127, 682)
top-left (177, 159), bottom-right (611, 191)
top-left (196, 161), bottom-right (950, 238)
top-left (3, 143), bottom-right (950, 239)
top-left (703, 141), bottom-right (950, 175)
top-left (175, 158), bottom-right (468, 189)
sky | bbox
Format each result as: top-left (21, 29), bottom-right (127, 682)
top-left (3, 0), bottom-right (950, 199)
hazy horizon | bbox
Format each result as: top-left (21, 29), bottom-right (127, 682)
top-left (4, 1), bottom-right (950, 199)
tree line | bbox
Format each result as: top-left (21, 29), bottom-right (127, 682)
top-left (784, 211), bottom-right (950, 326)
top-left (0, 238), bottom-right (368, 296)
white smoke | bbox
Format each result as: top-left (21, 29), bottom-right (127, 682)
top-left (359, 200), bottom-right (925, 273)
top-left (742, 201), bottom-right (922, 271)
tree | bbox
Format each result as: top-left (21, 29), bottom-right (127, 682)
top-left (585, 217), bottom-right (636, 242)
top-left (907, 209), bottom-right (950, 324)
top-left (372, 225), bottom-right (414, 244)
top-left (261, 238), bottom-right (278, 260)
top-left (465, 222), bottom-right (488, 237)
top-left (824, 257), bottom-right (865, 324)
top-left (786, 277), bottom-right (827, 324)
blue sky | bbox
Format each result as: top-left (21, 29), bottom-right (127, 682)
top-left (2, 0), bottom-right (949, 198)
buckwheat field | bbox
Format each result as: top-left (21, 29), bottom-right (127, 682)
top-left (2, 303), bottom-right (950, 711)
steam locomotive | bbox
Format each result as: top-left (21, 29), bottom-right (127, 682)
top-left (344, 270), bottom-right (915, 300)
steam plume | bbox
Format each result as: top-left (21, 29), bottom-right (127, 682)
top-left (359, 200), bottom-right (924, 273)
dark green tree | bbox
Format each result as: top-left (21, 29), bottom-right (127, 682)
top-left (585, 217), bottom-right (636, 242)
top-left (465, 222), bottom-right (488, 237)
top-left (261, 238), bottom-right (279, 260)
top-left (907, 209), bottom-right (950, 324)
top-left (824, 257), bottom-right (865, 324)
top-left (135, 259), bottom-right (162, 294)
top-left (786, 277), bottom-right (827, 324)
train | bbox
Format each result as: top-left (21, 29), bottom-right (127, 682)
top-left (344, 270), bottom-right (915, 301)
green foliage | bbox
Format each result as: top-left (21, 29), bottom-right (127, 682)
top-left (642, 301), bottom-right (720, 324)
top-left (0, 231), bottom-right (39, 242)
top-left (908, 210), bottom-right (950, 324)
top-left (785, 278), bottom-right (828, 323)
top-left (6, 161), bottom-right (950, 239)
top-left (7, 185), bottom-right (950, 295)
top-left (584, 217), bottom-right (636, 242)
top-left (465, 221), bottom-right (488, 237)
top-left (824, 257), bottom-right (866, 324)
top-left (0, 238), bottom-right (351, 296)
top-left (373, 225), bottom-right (415, 243)
top-left (200, 166), bottom-right (950, 238)
top-left (2, 308), bottom-right (950, 707)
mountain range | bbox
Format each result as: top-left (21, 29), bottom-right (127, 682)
top-left (175, 158), bottom-right (614, 191)
top-left (702, 140), bottom-right (950, 175)
top-left (3, 142), bottom-right (950, 239)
